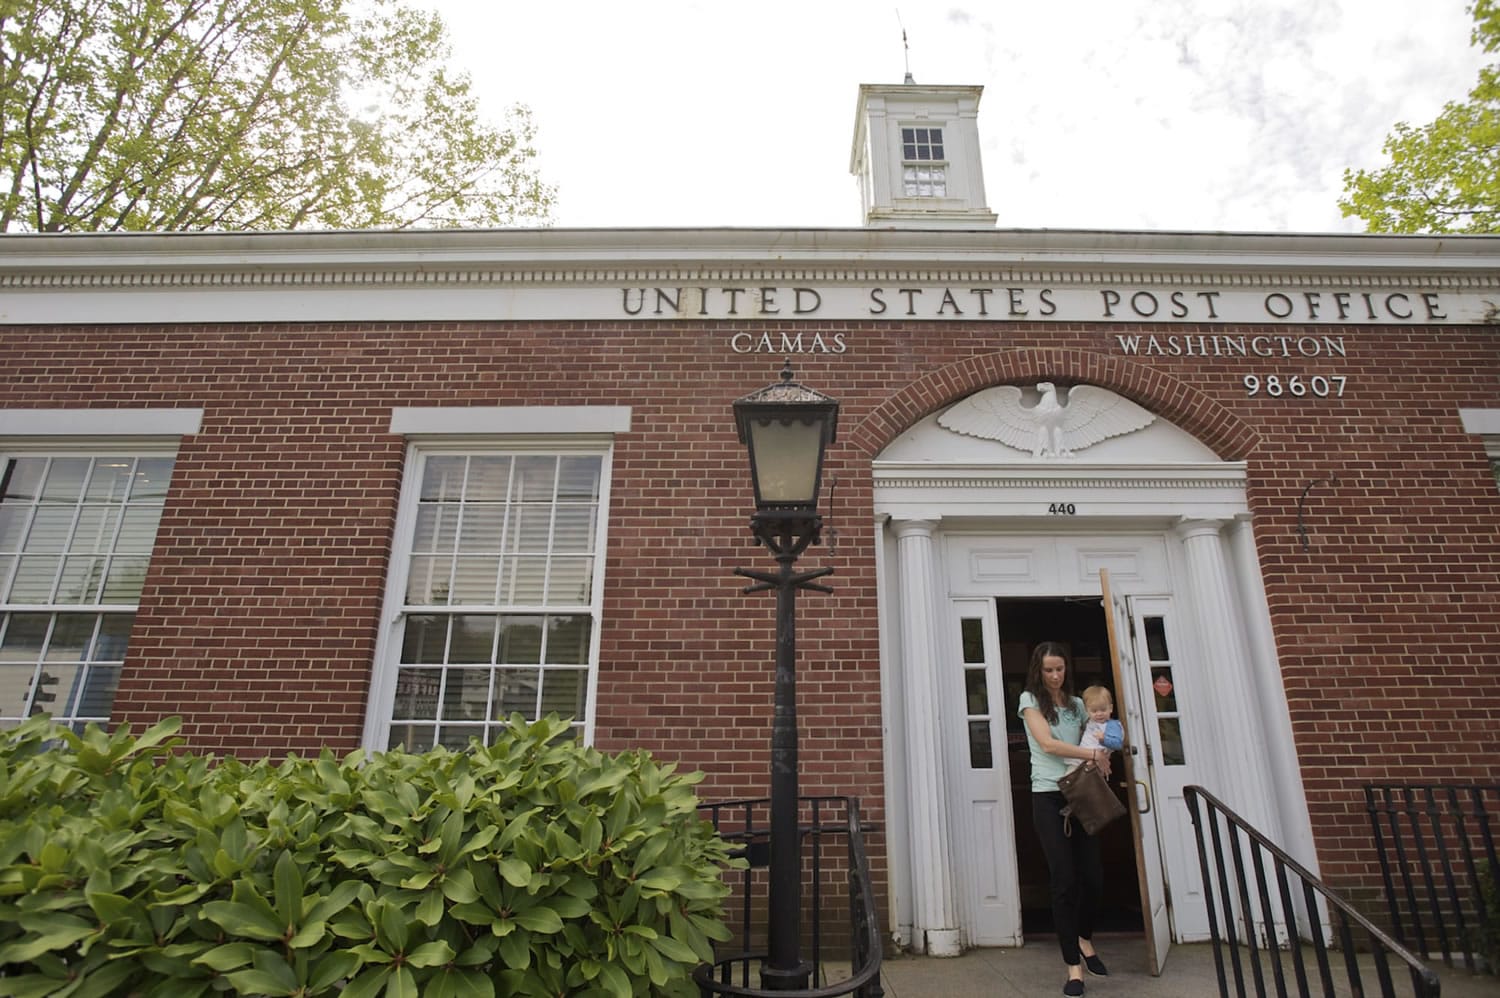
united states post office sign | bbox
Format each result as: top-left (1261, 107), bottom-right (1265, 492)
top-left (618, 285), bottom-right (1481, 324)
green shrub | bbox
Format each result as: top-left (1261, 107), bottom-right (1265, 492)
top-left (0, 714), bottom-right (737, 997)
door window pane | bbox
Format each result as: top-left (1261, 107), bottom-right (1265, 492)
top-left (956, 616), bottom-right (993, 769)
top-left (968, 720), bottom-right (993, 769)
top-left (1144, 616), bottom-right (1170, 661)
top-left (1150, 667), bottom-right (1178, 713)
top-left (965, 669), bottom-right (989, 714)
top-left (1157, 717), bottom-right (1186, 766)
top-left (1142, 616), bottom-right (1186, 765)
top-left (961, 617), bottom-right (984, 663)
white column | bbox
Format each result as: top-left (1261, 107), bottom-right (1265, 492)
top-left (1176, 518), bottom-right (1280, 833)
top-left (891, 517), bottom-right (962, 956)
top-left (1227, 516), bottom-right (1320, 871)
top-left (873, 516), bottom-right (914, 950)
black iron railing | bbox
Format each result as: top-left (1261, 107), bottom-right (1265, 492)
top-left (1365, 783), bottom-right (1500, 975)
top-left (694, 796), bottom-right (884, 998)
top-left (1184, 785), bottom-right (1441, 998)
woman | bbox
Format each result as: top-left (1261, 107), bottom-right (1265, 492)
top-left (1017, 641), bottom-right (1112, 996)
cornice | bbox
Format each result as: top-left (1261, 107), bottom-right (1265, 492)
top-left (4, 264), bottom-right (1497, 293)
top-left (1, 227), bottom-right (1498, 291)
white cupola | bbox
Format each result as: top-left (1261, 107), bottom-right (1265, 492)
top-left (850, 82), bottom-right (997, 229)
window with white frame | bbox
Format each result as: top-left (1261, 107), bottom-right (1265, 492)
top-left (901, 126), bottom-right (947, 197)
top-left (0, 453), bottom-right (176, 731)
top-left (381, 447), bottom-right (608, 751)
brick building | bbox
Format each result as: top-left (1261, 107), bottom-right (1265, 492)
top-left (2, 81), bottom-right (1498, 959)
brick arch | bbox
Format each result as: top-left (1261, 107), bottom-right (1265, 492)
top-left (848, 348), bottom-right (1259, 460)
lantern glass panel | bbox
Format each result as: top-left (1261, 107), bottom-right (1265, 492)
top-left (747, 416), bottom-right (825, 506)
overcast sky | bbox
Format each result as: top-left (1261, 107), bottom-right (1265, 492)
top-left (422, 0), bottom-right (1488, 234)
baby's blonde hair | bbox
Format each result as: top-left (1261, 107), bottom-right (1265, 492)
top-left (1081, 685), bottom-right (1113, 710)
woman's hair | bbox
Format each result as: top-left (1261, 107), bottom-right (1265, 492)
top-left (1024, 640), bottom-right (1075, 724)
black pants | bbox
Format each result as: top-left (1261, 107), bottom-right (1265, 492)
top-left (1031, 791), bottom-right (1103, 966)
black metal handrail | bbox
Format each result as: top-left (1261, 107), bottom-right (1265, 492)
top-left (1365, 783), bottom-right (1500, 974)
top-left (694, 795), bottom-right (884, 998)
top-left (1185, 785), bottom-right (1441, 998)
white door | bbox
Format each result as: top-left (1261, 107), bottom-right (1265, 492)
top-left (1101, 570), bottom-right (1171, 975)
top-left (944, 598), bottom-right (1022, 945)
top-left (1121, 594), bottom-right (1212, 942)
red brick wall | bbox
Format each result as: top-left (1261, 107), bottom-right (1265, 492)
top-left (4, 316), bottom-right (1498, 902)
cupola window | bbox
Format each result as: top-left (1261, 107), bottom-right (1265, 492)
top-left (901, 126), bottom-right (947, 197)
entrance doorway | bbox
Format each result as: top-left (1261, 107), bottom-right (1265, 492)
top-left (996, 597), bottom-right (1145, 937)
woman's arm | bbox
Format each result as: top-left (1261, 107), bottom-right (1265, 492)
top-left (1022, 707), bottom-right (1112, 777)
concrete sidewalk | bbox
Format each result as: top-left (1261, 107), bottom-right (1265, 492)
top-left (875, 937), bottom-right (1497, 997)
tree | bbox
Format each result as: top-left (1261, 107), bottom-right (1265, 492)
top-left (0, 0), bottom-right (554, 231)
top-left (1339, 0), bottom-right (1500, 234)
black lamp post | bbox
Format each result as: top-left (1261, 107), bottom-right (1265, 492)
top-left (731, 361), bottom-right (839, 992)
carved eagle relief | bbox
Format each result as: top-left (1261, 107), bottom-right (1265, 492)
top-left (937, 382), bottom-right (1156, 458)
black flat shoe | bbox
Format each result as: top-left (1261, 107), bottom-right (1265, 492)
top-left (1063, 979), bottom-right (1085, 996)
top-left (1084, 954), bottom-right (1108, 977)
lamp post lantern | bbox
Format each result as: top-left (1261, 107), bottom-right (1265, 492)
top-left (731, 361), bottom-right (839, 991)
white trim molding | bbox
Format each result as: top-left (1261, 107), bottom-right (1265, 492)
top-left (1461, 408), bottom-right (1500, 466)
top-left (1459, 407), bottom-right (1500, 436)
top-left (0, 408), bottom-right (202, 438)
top-left (873, 461), bottom-right (1249, 522)
top-left (389, 406), bottom-right (632, 436)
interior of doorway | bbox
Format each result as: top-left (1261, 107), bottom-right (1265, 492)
top-left (998, 596), bottom-right (1146, 936)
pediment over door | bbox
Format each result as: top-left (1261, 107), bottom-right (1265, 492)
top-left (874, 383), bottom-right (1247, 522)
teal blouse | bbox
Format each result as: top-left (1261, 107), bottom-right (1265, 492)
top-left (1017, 690), bottom-right (1086, 792)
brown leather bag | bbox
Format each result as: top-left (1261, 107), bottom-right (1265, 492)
top-left (1056, 760), bottom-right (1126, 836)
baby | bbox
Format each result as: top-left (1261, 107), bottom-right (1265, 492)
top-left (1068, 685), bottom-right (1121, 770)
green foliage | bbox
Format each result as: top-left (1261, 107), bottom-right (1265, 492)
top-left (0, 714), bottom-right (736, 996)
top-left (1339, 1), bottom-right (1500, 233)
top-left (0, 0), bottom-right (555, 231)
